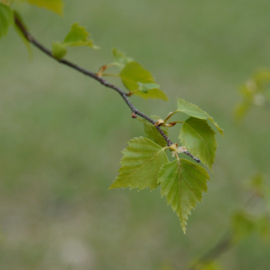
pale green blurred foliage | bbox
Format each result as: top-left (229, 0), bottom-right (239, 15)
top-left (196, 261), bottom-right (223, 270)
top-left (235, 70), bottom-right (270, 121)
top-left (232, 174), bottom-right (270, 244)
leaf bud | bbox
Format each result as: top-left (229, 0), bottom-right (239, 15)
top-left (154, 119), bottom-right (164, 126)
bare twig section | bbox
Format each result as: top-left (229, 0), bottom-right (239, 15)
top-left (14, 14), bottom-right (200, 162)
top-left (183, 151), bottom-right (201, 163)
top-left (187, 232), bottom-right (232, 270)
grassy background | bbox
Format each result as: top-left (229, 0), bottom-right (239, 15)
top-left (0, 0), bottom-right (270, 269)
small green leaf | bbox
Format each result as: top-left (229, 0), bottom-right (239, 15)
top-left (179, 117), bottom-right (217, 171)
top-left (136, 88), bottom-right (168, 100)
top-left (158, 159), bottom-right (209, 233)
top-left (109, 137), bottom-right (169, 191)
top-left (62, 23), bottom-right (98, 48)
top-left (177, 99), bottom-right (223, 135)
top-left (0, 3), bottom-right (13, 39)
top-left (138, 82), bottom-right (160, 93)
top-left (52, 42), bottom-right (67, 59)
top-left (20, 0), bottom-right (64, 15)
top-left (112, 48), bottom-right (133, 69)
top-left (52, 23), bottom-right (98, 59)
top-left (120, 61), bottom-right (168, 100)
top-left (139, 115), bottom-right (168, 147)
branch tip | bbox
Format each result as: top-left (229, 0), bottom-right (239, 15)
top-left (13, 14), bottom-right (199, 161)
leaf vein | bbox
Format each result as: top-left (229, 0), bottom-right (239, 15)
top-left (120, 148), bottom-right (164, 182)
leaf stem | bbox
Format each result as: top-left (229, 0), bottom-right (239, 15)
top-left (102, 73), bottom-right (120, 77)
top-left (106, 62), bottom-right (118, 69)
top-left (13, 14), bottom-right (200, 163)
top-left (97, 62), bottom-right (118, 76)
top-left (164, 110), bottom-right (179, 122)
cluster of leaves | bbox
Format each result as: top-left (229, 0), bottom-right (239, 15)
top-left (52, 23), bottom-right (99, 59)
top-left (110, 99), bottom-right (223, 232)
top-left (0, 0), bottom-right (223, 233)
top-left (96, 48), bottom-right (168, 101)
top-left (235, 70), bottom-right (270, 121)
top-left (232, 69), bottom-right (270, 247)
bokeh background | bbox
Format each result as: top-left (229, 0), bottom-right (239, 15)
top-left (0, 0), bottom-right (270, 269)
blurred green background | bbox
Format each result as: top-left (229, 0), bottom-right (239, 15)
top-left (0, 0), bottom-right (270, 269)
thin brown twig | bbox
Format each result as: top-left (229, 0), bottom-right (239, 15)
top-left (187, 232), bottom-right (232, 270)
top-left (14, 14), bottom-right (200, 163)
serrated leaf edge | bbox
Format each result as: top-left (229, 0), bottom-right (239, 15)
top-left (158, 159), bottom-right (209, 233)
top-left (109, 137), bottom-right (168, 191)
top-left (177, 98), bottom-right (224, 135)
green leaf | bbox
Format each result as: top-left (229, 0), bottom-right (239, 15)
top-left (136, 88), bottom-right (168, 100)
top-left (138, 82), bottom-right (160, 93)
top-left (52, 23), bottom-right (99, 59)
top-left (0, 3), bottom-right (13, 39)
top-left (112, 48), bottom-right (133, 69)
top-left (158, 159), bottom-right (209, 233)
top-left (109, 137), bottom-right (169, 191)
top-left (119, 61), bottom-right (168, 100)
top-left (177, 99), bottom-right (223, 135)
top-left (179, 117), bottom-right (217, 171)
top-left (20, 0), bottom-right (63, 15)
top-left (62, 23), bottom-right (98, 48)
top-left (139, 115), bottom-right (168, 147)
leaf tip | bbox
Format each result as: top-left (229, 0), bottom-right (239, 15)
top-left (180, 220), bottom-right (187, 234)
top-left (108, 184), bottom-right (115, 190)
